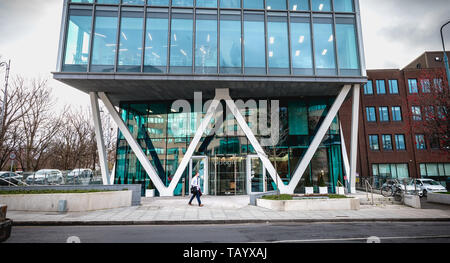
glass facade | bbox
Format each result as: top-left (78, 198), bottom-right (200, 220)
top-left (62, 1), bottom-right (361, 77)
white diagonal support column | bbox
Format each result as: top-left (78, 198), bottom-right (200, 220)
top-left (90, 92), bottom-right (110, 185)
top-left (98, 92), bottom-right (170, 195)
top-left (340, 122), bottom-right (351, 188)
top-left (167, 97), bottom-right (221, 194)
top-left (349, 84), bottom-right (361, 194)
top-left (223, 92), bottom-right (288, 194)
top-left (286, 85), bottom-right (352, 194)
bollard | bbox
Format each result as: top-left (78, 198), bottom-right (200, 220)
top-left (182, 178), bottom-right (185, 197)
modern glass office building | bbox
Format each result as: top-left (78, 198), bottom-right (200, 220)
top-left (54, 0), bottom-right (367, 196)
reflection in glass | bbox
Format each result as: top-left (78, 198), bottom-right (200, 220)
top-left (196, 0), bottom-right (217, 7)
top-left (334, 0), bottom-right (354, 12)
top-left (144, 12), bottom-right (169, 73)
top-left (267, 17), bottom-right (289, 74)
top-left (148, 0), bottom-right (169, 5)
top-left (195, 14), bottom-right (218, 74)
top-left (311, 0), bottom-right (331, 11)
top-left (70, 0), bottom-right (94, 3)
top-left (266, 0), bottom-right (286, 10)
top-left (63, 9), bottom-right (92, 72)
top-left (170, 14), bottom-right (193, 73)
top-left (290, 16), bottom-right (313, 75)
top-left (118, 11), bottom-right (144, 72)
top-left (336, 20), bottom-right (359, 75)
top-left (97, 0), bottom-right (120, 4)
top-left (313, 19), bottom-right (336, 75)
top-left (244, 13), bottom-right (265, 74)
top-left (172, 0), bottom-right (194, 7)
top-left (91, 10), bottom-right (119, 72)
top-left (220, 14), bottom-right (242, 74)
top-left (243, 0), bottom-right (263, 9)
top-left (290, 0), bottom-right (309, 11)
top-left (122, 0), bottom-right (145, 4)
top-left (220, 0), bottom-right (241, 8)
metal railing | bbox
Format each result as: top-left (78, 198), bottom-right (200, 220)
top-left (363, 178), bottom-right (374, 205)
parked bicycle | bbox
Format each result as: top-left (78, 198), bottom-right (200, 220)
top-left (380, 179), bottom-right (404, 202)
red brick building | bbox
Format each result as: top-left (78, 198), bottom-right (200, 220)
top-left (341, 51), bottom-right (450, 189)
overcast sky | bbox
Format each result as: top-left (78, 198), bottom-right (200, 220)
top-left (0, 0), bottom-right (449, 109)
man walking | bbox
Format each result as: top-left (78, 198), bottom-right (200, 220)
top-left (188, 172), bottom-right (204, 207)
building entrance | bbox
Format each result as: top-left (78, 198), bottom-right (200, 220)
top-left (209, 155), bottom-right (246, 195)
top-left (189, 156), bottom-right (208, 195)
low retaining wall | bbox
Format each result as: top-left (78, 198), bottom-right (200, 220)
top-left (257, 197), bottom-right (360, 211)
top-left (428, 193), bottom-right (450, 205)
top-left (403, 195), bottom-right (421, 209)
top-left (0, 184), bottom-right (141, 206)
top-left (0, 190), bottom-right (132, 212)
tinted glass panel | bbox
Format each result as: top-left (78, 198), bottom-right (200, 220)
top-left (334, 0), bottom-right (354, 12)
top-left (122, 0), bottom-right (145, 4)
top-left (97, 0), bottom-right (120, 4)
top-left (144, 12), bottom-right (169, 73)
top-left (311, 0), bottom-right (331, 11)
top-left (364, 80), bottom-right (373, 94)
top-left (220, 0), bottom-right (241, 8)
top-left (395, 135), bottom-right (406, 150)
top-left (148, 0), bottom-right (169, 5)
top-left (291, 17), bottom-right (313, 75)
top-left (376, 80), bottom-right (386, 94)
top-left (91, 10), bottom-right (118, 72)
top-left (71, 0), bottom-right (93, 2)
top-left (313, 18), bottom-right (336, 75)
top-left (63, 9), bottom-right (92, 72)
top-left (389, 79), bottom-right (399, 94)
top-left (336, 19), bottom-right (359, 75)
top-left (244, 13), bottom-right (266, 74)
top-left (266, 0), bottom-right (286, 10)
top-left (220, 14), bottom-right (241, 73)
top-left (195, 14), bottom-right (218, 74)
top-left (118, 11), bottom-right (144, 72)
top-left (268, 16), bottom-right (289, 74)
top-left (196, 0), bottom-right (217, 7)
top-left (290, 0), bottom-right (309, 11)
top-left (408, 79), bottom-right (418, 93)
top-left (172, 0), bottom-right (194, 7)
top-left (244, 0), bottom-right (263, 9)
top-left (170, 14), bottom-right (193, 73)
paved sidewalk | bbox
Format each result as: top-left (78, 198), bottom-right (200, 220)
top-left (7, 195), bottom-right (450, 225)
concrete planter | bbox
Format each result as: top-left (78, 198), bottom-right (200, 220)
top-left (305, 187), bottom-right (314, 195)
top-left (403, 195), bottom-right (421, 209)
top-left (257, 197), bottom-right (360, 211)
top-left (146, 189), bottom-right (155, 197)
top-left (0, 190), bottom-right (132, 212)
top-left (428, 193), bottom-right (450, 205)
top-left (319, 187), bottom-right (328, 194)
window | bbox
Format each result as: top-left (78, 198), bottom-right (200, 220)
top-left (415, 134), bottom-right (426, 150)
top-left (196, 0), bottom-right (217, 7)
top-left (311, 0), bottom-right (331, 11)
top-left (336, 17), bottom-right (359, 75)
top-left (220, 0), bottom-right (240, 8)
top-left (63, 8), bottom-right (92, 72)
top-left (379, 106), bottom-right (389, 122)
top-left (244, 12), bottom-right (265, 74)
top-left (170, 12), bottom-right (193, 73)
top-left (144, 10), bottom-right (169, 73)
top-left (420, 163), bottom-right (450, 177)
top-left (372, 164), bottom-right (410, 180)
top-left (391, 106), bottom-right (402, 121)
top-left (172, 0), bottom-right (193, 7)
top-left (334, 0), bottom-right (354, 12)
top-left (267, 16), bottom-right (289, 75)
top-left (244, 0), bottom-right (263, 9)
top-left (376, 80), bottom-right (386, 94)
top-left (91, 8), bottom-right (119, 72)
top-left (382, 135), bottom-right (393, 151)
top-left (408, 79), bottom-right (418, 93)
top-left (220, 12), bottom-right (242, 74)
top-left (290, 16), bottom-right (313, 75)
top-left (118, 9), bottom-right (144, 72)
top-left (437, 106), bottom-right (447, 119)
top-left (395, 134), bottom-right (406, 150)
top-left (421, 79), bottom-right (431, 93)
top-left (411, 106), bottom-right (422, 121)
top-left (123, 0), bottom-right (145, 4)
top-left (364, 80), bottom-right (373, 95)
top-left (148, 0), bottom-right (169, 6)
top-left (430, 136), bottom-right (440, 149)
top-left (290, 0), bottom-right (309, 11)
top-left (424, 106), bottom-right (434, 121)
top-left (266, 0), bottom-right (286, 10)
top-left (366, 107), bottom-right (376, 122)
top-left (313, 18), bottom-right (336, 75)
top-left (389, 79), bottom-right (399, 94)
top-left (434, 78), bottom-right (443, 92)
top-left (195, 13), bottom-right (218, 74)
top-left (369, 135), bottom-right (379, 151)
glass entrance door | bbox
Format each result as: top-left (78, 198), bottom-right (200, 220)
top-left (210, 155), bottom-right (246, 195)
top-left (189, 156), bottom-right (208, 195)
top-left (247, 155), bottom-right (267, 194)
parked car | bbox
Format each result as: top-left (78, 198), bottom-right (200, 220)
top-left (25, 169), bottom-right (63, 185)
top-left (0, 172), bottom-right (23, 186)
top-left (66, 168), bottom-right (93, 183)
top-left (414, 179), bottom-right (447, 197)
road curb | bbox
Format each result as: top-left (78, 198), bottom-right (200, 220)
top-left (12, 217), bottom-right (450, 226)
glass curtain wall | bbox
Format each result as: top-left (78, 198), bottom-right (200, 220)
top-left (311, 0), bottom-right (331, 11)
top-left (336, 17), bottom-right (359, 75)
top-left (267, 15), bottom-right (289, 75)
top-left (118, 8), bottom-right (144, 72)
top-left (266, 0), bottom-right (286, 10)
top-left (144, 9), bottom-right (169, 73)
top-left (244, 0), bottom-right (263, 9)
top-left (195, 12), bottom-right (218, 74)
top-left (290, 15), bottom-right (313, 75)
top-left (63, 7), bottom-right (92, 72)
top-left (91, 7), bottom-right (119, 72)
top-left (148, 0), bottom-right (169, 5)
top-left (123, 0), bottom-right (146, 4)
top-left (290, 0), bottom-right (309, 11)
top-left (243, 12), bottom-right (266, 74)
top-left (219, 11), bottom-right (242, 74)
top-left (220, 0), bottom-right (241, 8)
top-left (313, 16), bottom-right (336, 75)
top-left (197, 0), bottom-right (217, 7)
top-left (170, 11), bottom-right (194, 73)
top-left (172, 0), bottom-right (194, 7)
top-left (98, 0), bottom-right (120, 3)
top-left (334, 0), bottom-right (354, 12)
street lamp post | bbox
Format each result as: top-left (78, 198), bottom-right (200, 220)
top-left (441, 21), bottom-right (450, 87)
top-left (0, 59), bottom-right (11, 134)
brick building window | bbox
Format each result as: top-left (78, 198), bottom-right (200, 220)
top-left (388, 79), bottom-right (399, 94)
top-left (391, 106), bottom-right (402, 121)
top-left (395, 134), bottom-right (406, 150)
top-left (421, 79), bottom-right (431, 93)
top-left (376, 80), bottom-right (386, 94)
top-left (434, 78), bottom-right (443, 92)
top-left (415, 134), bottom-right (426, 150)
top-left (369, 135), bottom-right (379, 151)
top-left (379, 106), bottom-right (389, 122)
top-left (408, 79), bottom-right (418, 93)
top-left (366, 107), bottom-right (376, 122)
top-left (382, 135), bottom-right (393, 151)
top-left (411, 106), bottom-right (422, 121)
top-left (364, 80), bottom-right (373, 95)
